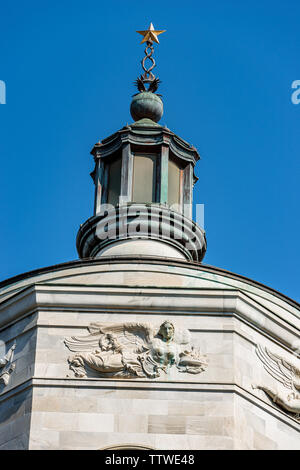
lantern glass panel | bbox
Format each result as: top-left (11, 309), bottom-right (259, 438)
top-left (168, 159), bottom-right (181, 207)
top-left (107, 157), bottom-right (121, 205)
top-left (132, 154), bottom-right (156, 203)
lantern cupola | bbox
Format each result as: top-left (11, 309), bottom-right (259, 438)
top-left (76, 23), bottom-right (206, 262)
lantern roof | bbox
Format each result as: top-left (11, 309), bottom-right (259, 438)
top-left (91, 119), bottom-right (200, 167)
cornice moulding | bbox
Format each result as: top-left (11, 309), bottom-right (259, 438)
top-left (0, 376), bottom-right (299, 431)
top-left (0, 285), bottom-right (298, 354)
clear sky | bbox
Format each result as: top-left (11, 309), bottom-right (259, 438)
top-left (0, 0), bottom-right (299, 302)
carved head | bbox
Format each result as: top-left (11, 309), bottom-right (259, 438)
top-left (106, 334), bottom-right (122, 353)
top-left (99, 335), bottom-right (111, 351)
top-left (158, 321), bottom-right (175, 342)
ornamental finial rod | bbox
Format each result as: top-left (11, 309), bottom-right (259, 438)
top-left (135, 23), bottom-right (166, 93)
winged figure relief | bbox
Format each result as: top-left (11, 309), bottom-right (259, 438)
top-left (0, 343), bottom-right (16, 386)
top-left (64, 321), bottom-right (207, 379)
top-left (253, 344), bottom-right (300, 420)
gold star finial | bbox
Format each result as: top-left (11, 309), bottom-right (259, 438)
top-left (136, 22), bottom-right (166, 44)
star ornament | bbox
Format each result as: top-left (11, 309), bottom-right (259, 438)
top-left (137, 22), bottom-right (166, 44)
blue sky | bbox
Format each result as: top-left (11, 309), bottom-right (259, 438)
top-left (0, 0), bottom-right (299, 301)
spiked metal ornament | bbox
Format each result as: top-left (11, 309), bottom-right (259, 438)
top-left (134, 76), bottom-right (161, 93)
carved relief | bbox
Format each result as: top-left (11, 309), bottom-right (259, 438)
top-left (64, 321), bottom-right (207, 379)
top-left (0, 343), bottom-right (16, 386)
top-left (253, 344), bottom-right (300, 420)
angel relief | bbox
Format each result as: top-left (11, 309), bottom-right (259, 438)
top-left (253, 344), bottom-right (300, 420)
top-left (0, 343), bottom-right (16, 386)
top-left (64, 321), bottom-right (207, 379)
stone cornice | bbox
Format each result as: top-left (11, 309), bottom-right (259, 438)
top-left (0, 284), bottom-right (298, 355)
top-left (0, 257), bottom-right (299, 313)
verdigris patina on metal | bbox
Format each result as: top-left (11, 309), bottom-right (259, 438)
top-left (130, 92), bottom-right (163, 122)
top-left (131, 23), bottom-right (166, 122)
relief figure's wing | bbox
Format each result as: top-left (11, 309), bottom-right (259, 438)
top-left (0, 343), bottom-right (16, 385)
top-left (0, 343), bottom-right (16, 367)
top-left (256, 344), bottom-right (295, 390)
top-left (122, 322), bottom-right (153, 351)
top-left (173, 327), bottom-right (191, 346)
top-left (88, 322), bottom-right (154, 352)
top-left (64, 334), bottom-right (101, 353)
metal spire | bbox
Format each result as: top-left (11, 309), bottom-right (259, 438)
top-left (135, 23), bottom-right (166, 93)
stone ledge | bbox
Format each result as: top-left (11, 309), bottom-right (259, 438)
top-left (1, 377), bottom-right (299, 432)
top-left (0, 285), bottom-right (298, 353)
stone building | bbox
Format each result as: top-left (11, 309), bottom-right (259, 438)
top-left (0, 26), bottom-right (299, 450)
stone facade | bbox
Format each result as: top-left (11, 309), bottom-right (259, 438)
top-left (0, 257), bottom-right (299, 449)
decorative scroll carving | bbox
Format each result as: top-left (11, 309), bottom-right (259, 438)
top-left (253, 344), bottom-right (300, 420)
top-left (0, 343), bottom-right (16, 386)
top-left (64, 321), bottom-right (207, 379)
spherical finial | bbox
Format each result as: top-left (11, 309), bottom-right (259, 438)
top-left (130, 92), bottom-right (163, 122)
